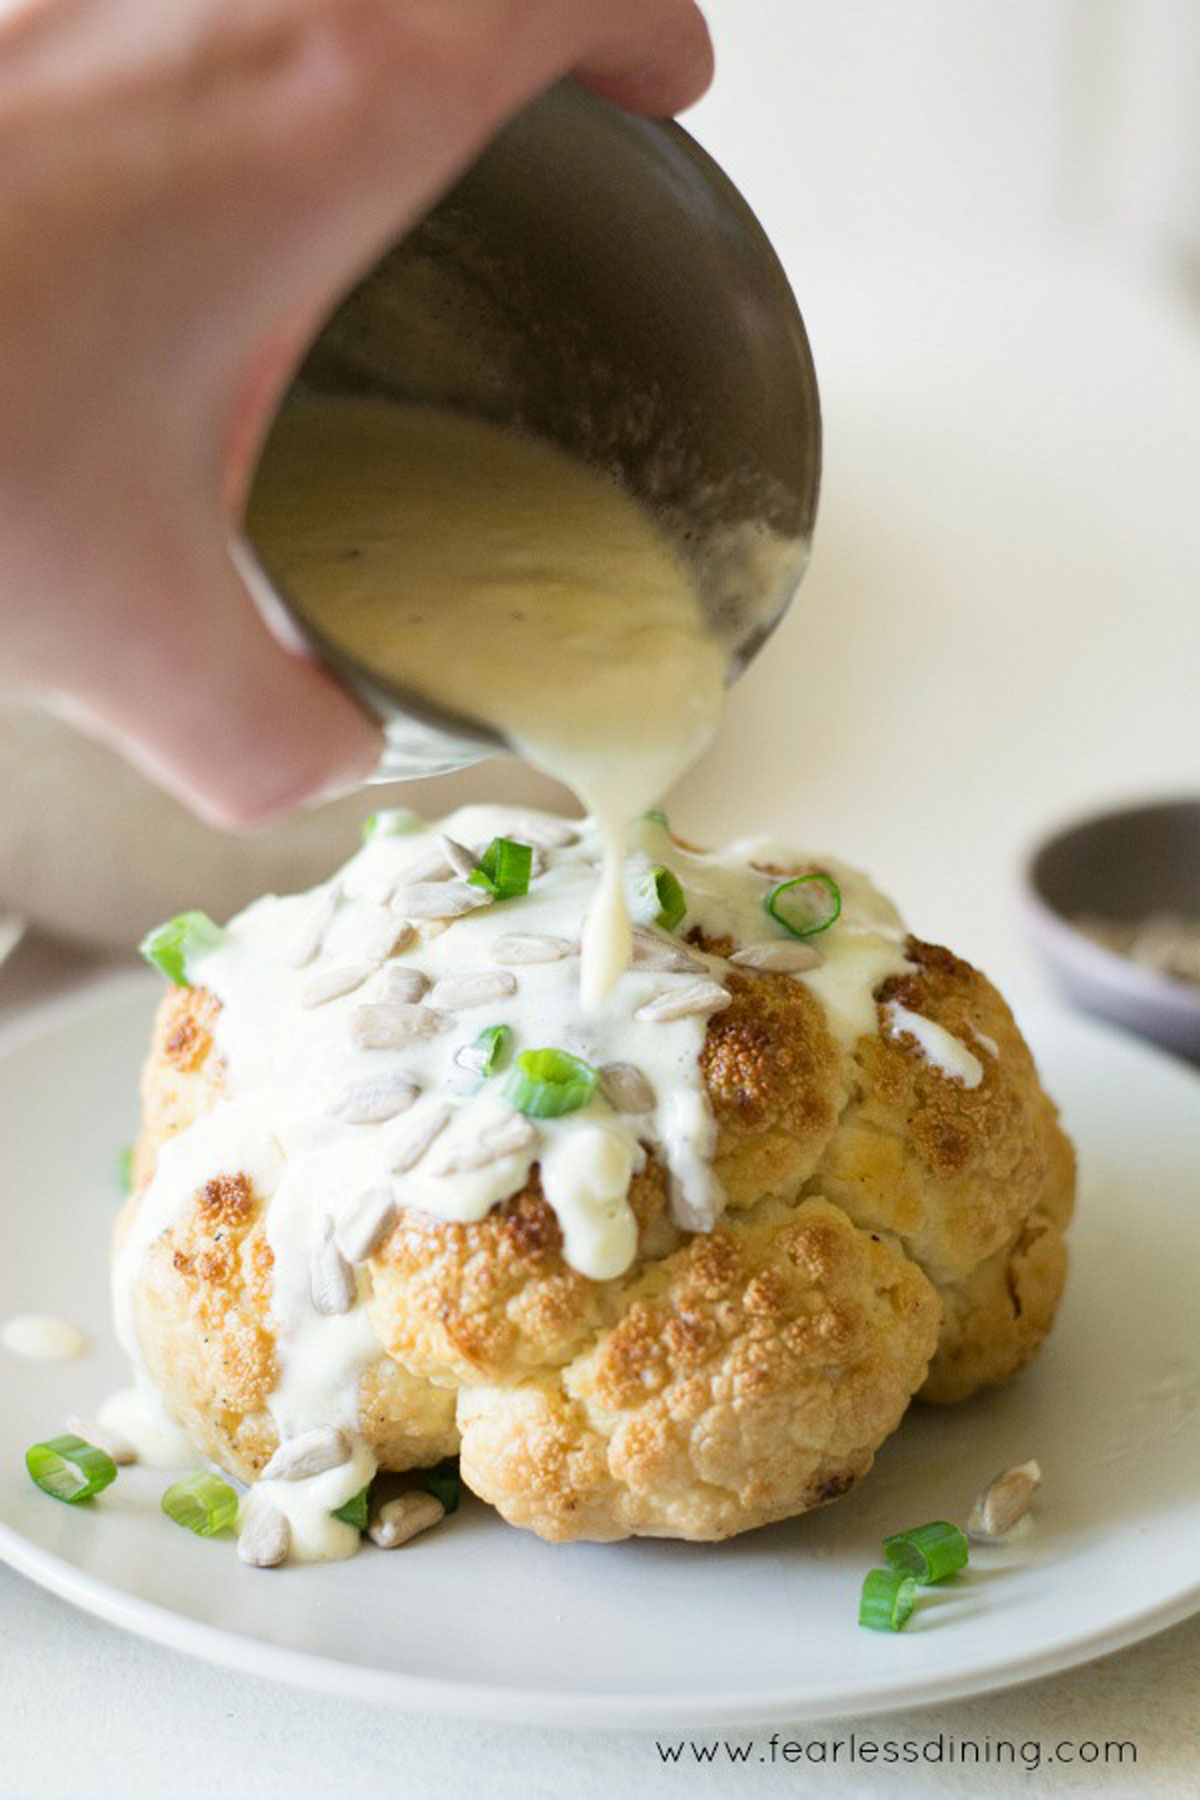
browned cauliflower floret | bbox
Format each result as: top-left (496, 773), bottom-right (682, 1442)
top-left (811, 937), bottom-right (1076, 1402)
top-left (458, 1199), bottom-right (938, 1541)
top-left (700, 969), bottom-right (848, 1207)
top-left (120, 894), bottom-right (1073, 1544)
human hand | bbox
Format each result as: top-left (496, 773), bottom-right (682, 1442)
top-left (0, 0), bottom-right (712, 826)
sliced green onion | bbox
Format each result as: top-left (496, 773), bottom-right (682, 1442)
top-left (26, 1434), bottom-right (118, 1505)
top-left (468, 836), bottom-right (533, 901)
top-left (362, 808), bottom-right (421, 842)
top-left (117, 1144), bottom-right (135, 1194)
top-left (456, 1023), bottom-right (513, 1080)
top-left (332, 1485), bottom-right (370, 1532)
top-left (138, 911), bottom-right (224, 986)
top-left (505, 1048), bottom-right (598, 1119)
top-left (764, 873), bottom-right (842, 940)
top-left (883, 1520), bottom-right (969, 1584)
top-left (161, 1471), bottom-right (239, 1537)
top-left (859, 1567), bottom-right (918, 1631)
top-left (422, 1459), bottom-right (461, 1516)
top-left (641, 808), bottom-right (670, 829)
top-left (640, 866), bottom-right (686, 933)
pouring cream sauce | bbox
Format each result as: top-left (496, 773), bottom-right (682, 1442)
top-left (247, 398), bottom-right (729, 1006)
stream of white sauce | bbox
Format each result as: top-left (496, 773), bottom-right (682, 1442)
top-left (884, 1001), bottom-right (984, 1088)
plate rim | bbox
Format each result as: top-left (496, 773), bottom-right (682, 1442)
top-left (2, 1507), bottom-right (1197, 1728)
top-left (1, 974), bottom-right (1198, 1727)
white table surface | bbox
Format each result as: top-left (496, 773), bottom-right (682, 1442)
top-left (2, 239), bottom-right (1199, 1798)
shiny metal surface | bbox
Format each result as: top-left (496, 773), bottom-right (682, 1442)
top-left (246, 82), bottom-right (822, 779)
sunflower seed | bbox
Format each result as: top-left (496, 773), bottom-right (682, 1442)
top-left (358, 909), bottom-right (415, 966)
top-left (350, 1002), bottom-right (449, 1049)
top-left (636, 980), bottom-right (732, 1023)
top-left (429, 970), bottom-right (518, 1011)
top-left (66, 1414), bottom-right (136, 1466)
top-left (379, 965), bottom-right (430, 1004)
top-left (368, 1490), bottom-right (445, 1548)
top-left (729, 940), bottom-right (823, 972)
top-left (300, 963), bottom-right (372, 1008)
top-left (428, 1112), bottom-right (538, 1175)
top-left (630, 929), bottom-right (706, 975)
top-left (237, 1500), bottom-right (290, 1568)
top-left (599, 1062), bottom-right (656, 1113)
top-left (261, 1424), bottom-right (351, 1482)
top-left (309, 1216), bottom-right (357, 1316)
top-left (968, 1460), bottom-right (1042, 1540)
top-left (391, 881), bottom-right (491, 921)
top-left (336, 1187), bottom-right (398, 1263)
top-left (287, 885), bottom-right (341, 969)
top-left (507, 816), bottom-right (577, 849)
top-left (329, 1071), bottom-right (421, 1125)
top-left (490, 933), bottom-right (577, 965)
top-left (390, 1102), bottom-right (453, 1173)
top-left (438, 834), bottom-right (479, 880)
top-left (396, 846), bottom-right (455, 884)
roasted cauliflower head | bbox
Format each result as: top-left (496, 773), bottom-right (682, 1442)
top-left (117, 808), bottom-right (1073, 1548)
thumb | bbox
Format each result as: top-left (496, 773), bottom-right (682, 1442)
top-left (571, 0), bottom-right (714, 117)
top-left (59, 538), bottom-right (382, 830)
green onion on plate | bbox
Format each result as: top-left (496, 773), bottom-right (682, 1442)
top-left (506, 1048), bottom-right (598, 1118)
top-left (422, 1459), bottom-right (461, 1516)
top-left (883, 1520), bottom-right (969, 1584)
top-left (161, 1471), bottom-right (239, 1537)
top-left (138, 911), bottom-right (224, 986)
top-left (331, 1486), bottom-right (371, 1532)
top-left (764, 873), bottom-right (842, 940)
top-left (858, 1567), bottom-right (918, 1632)
top-left (26, 1434), bottom-right (118, 1504)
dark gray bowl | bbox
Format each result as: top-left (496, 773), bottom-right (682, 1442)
top-left (1024, 798), bottom-right (1200, 1061)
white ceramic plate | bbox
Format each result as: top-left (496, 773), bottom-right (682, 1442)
top-left (1, 975), bottom-right (1198, 1727)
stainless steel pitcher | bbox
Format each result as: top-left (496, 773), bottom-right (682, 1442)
top-left (244, 81), bottom-right (822, 779)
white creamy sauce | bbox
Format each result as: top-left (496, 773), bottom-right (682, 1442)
top-left (114, 811), bottom-right (916, 1562)
top-left (539, 1123), bottom-right (638, 1281)
top-left (98, 1381), bottom-right (194, 1468)
top-left (256, 1143), bottom-right (381, 1443)
top-left (1, 1314), bottom-right (86, 1361)
top-left (885, 1001), bottom-right (985, 1088)
top-left (626, 819), bottom-right (911, 1055)
top-left (247, 399), bottom-right (730, 1006)
top-left (242, 1437), bottom-right (376, 1565)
